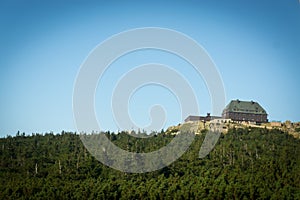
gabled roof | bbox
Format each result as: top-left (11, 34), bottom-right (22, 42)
top-left (223, 99), bottom-right (267, 114)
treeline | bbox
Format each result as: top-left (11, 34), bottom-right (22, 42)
top-left (0, 128), bottom-right (300, 199)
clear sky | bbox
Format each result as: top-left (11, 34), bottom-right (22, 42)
top-left (0, 0), bottom-right (299, 136)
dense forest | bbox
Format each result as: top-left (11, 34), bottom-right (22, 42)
top-left (1, 128), bottom-right (300, 199)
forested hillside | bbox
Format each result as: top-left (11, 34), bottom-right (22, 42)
top-left (1, 128), bottom-right (300, 199)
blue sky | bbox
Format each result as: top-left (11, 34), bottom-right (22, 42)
top-left (0, 0), bottom-right (299, 136)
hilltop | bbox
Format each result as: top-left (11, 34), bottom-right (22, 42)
top-left (166, 120), bottom-right (300, 139)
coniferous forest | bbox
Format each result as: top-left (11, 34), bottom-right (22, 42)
top-left (1, 128), bottom-right (300, 199)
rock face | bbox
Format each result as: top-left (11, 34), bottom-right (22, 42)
top-left (166, 120), bottom-right (228, 135)
top-left (166, 120), bottom-right (300, 139)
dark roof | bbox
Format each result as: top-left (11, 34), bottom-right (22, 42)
top-left (185, 116), bottom-right (202, 121)
top-left (184, 113), bottom-right (221, 122)
top-left (223, 99), bottom-right (267, 114)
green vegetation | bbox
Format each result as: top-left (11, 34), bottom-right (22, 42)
top-left (1, 128), bottom-right (300, 199)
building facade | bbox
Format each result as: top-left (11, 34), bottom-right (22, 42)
top-left (222, 99), bottom-right (268, 124)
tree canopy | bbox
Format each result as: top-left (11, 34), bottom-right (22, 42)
top-left (0, 128), bottom-right (300, 199)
